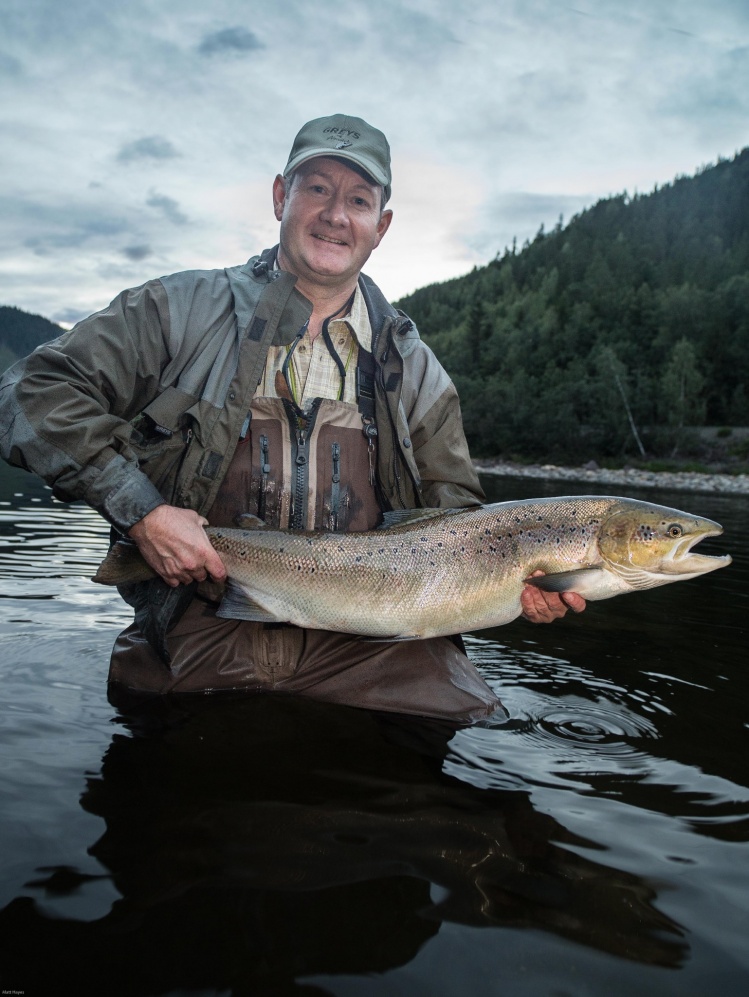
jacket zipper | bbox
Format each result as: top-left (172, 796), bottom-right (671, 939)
top-left (172, 427), bottom-right (194, 506)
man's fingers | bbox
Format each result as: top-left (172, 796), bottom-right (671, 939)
top-left (130, 505), bottom-right (227, 586)
top-left (521, 569), bottom-right (586, 623)
top-left (521, 585), bottom-right (556, 622)
top-left (521, 583), bottom-right (577, 623)
top-left (562, 592), bottom-right (586, 613)
top-left (204, 549), bottom-right (227, 582)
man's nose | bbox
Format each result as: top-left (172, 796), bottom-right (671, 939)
top-left (320, 192), bottom-right (348, 225)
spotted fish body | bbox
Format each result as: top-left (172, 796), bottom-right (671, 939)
top-left (94, 496), bottom-right (730, 639)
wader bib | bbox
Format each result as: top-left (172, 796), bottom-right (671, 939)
top-left (109, 386), bottom-right (503, 723)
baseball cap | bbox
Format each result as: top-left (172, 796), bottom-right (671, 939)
top-left (283, 114), bottom-right (391, 202)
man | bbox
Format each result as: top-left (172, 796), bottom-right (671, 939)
top-left (0, 114), bottom-right (584, 722)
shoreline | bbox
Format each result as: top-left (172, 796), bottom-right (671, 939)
top-left (475, 460), bottom-right (749, 495)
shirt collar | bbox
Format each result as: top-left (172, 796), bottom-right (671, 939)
top-left (329, 285), bottom-right (372, 353)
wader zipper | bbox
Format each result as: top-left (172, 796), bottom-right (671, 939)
top-left (258, 433), bottom-right (270, 521)
top-left (330, 442), bottom-right (340, 532)
top-left (286, 399), bottom-right (320, 530)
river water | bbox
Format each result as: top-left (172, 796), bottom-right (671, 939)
top-left (0, 465), bottom-right (746, 996)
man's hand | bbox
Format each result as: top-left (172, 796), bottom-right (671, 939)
top-left (128, 505), bottom-right (227, 587)
top-left (520, 569), bottom-right (586, 623)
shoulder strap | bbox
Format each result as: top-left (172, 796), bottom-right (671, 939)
top-left (356, 346), bottom-right (376, 421)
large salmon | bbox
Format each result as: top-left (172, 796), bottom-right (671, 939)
top-left (93, 496), bottom-right (730, 638)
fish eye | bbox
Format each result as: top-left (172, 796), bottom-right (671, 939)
top-left (667, 524), bottom-right (683, 538)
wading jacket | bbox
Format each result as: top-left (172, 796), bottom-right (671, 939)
top-left (0, 248), bottom-right (484, 533)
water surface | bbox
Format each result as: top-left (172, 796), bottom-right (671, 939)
top-left (0, 465), bottom-right (747, 996)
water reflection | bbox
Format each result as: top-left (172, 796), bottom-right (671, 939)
top-left (0, 695), bottom-right (687, 995)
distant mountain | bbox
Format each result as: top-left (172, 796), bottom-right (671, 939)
top-left (396, 149), bottom-right (749, 463)
top-left (0, 305), bottom-right (63, 373)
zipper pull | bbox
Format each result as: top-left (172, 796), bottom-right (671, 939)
top-left (296, 427), bottom-right (307, 465)
top-left (330, 442), bottom-right (341, 532)
top-left (362, 417), bottom-right (377, 486)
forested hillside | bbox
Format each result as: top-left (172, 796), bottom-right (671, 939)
top-left (0, 306), bottom-right (63, 373)
top-left (396, 149), bottom-right (749, 464)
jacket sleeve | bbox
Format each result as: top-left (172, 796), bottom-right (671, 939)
top-left (403, 341), bottom-right (486, 509)
top-left (0, 280), bottom-right (172, 532)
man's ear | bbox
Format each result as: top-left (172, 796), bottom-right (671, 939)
top-left (373, 208), bottom-right (393, 249)
top-left (272, 174), bottom-right (286, 222)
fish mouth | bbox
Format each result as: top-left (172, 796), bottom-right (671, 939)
top-left (664, 526), bottom-right (732, 575)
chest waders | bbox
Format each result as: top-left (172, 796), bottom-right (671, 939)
top-left (207, 344), bottom-right (381, 534)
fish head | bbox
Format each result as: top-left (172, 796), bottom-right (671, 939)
top-left (598, 501), bottom-right (731, 587)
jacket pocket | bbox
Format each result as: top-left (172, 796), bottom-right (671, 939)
top-left (128, 417), bottom-right (192, 499)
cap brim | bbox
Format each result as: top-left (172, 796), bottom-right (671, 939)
top-left (284, 148), bottom-right (389, 190)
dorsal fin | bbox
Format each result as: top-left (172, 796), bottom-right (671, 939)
top-left (378, 507), bottom-right (462, 530)
top-left (233, 513), bottom-right (270, 531)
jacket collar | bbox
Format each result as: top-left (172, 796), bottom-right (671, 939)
top-left (240, 247), bottom-right (418, 355)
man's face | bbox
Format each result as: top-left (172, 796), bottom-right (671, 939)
top-left (272, 157), bottom-right (392, 289)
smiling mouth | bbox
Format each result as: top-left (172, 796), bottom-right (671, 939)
top-left (313, 234), bottom-right (347, 246)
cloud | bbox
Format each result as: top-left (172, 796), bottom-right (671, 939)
top-left (116, 136), bottom-right (181, 164)
top-left (656, 44), bottom-right (749, 131)
top-left (0, 51), bottom-right (23, 77)
top-left (54, 306), bottom-right (93, 328)
top-left (466, 191), bottom-right (596, 261)
top-left (21, 212), bottom-right (130, 256)
top-left (198, 27), bottom-right (264, 56)
top-left (146, 192), bottom-right (189, 226)
top-left (121, 244), bottom-right (152, 261)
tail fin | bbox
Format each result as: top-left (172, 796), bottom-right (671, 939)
top-left (92, 541), bottom-right (156, 585)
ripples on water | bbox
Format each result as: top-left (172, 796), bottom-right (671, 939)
top-left (0, 466), bottom-right (748, 996)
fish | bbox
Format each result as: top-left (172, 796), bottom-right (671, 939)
top-left (93, 496), bottom-right (731, 639)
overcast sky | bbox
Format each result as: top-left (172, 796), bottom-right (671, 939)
top-left (2, 0), bottom-right (747, 326)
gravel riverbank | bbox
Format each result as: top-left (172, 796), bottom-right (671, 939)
top-left (475, 460), bottom-right (749, 495)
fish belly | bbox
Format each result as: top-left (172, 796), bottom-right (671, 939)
top-left (220, 533), bottom-right (529, 638)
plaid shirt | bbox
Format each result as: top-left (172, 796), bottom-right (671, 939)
top-left (255, 285), bottom-right (372, 410)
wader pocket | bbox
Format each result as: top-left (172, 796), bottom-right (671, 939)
top-left (316, 418), bottom-right (380, 533)
top-left (247, 418), bottom-right (289, 528)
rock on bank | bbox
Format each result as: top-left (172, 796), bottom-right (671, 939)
top-left (475, 460), bottom-right (749, 496)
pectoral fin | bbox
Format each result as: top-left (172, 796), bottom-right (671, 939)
top-left (525, 567), bottom-right (607, 597)
top-left (216, 580), bottom-right (282, 624)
